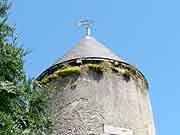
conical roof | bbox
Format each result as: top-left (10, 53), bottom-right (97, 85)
top-left (37, 35), bottom-right (148, 89)
top-left (55, 36), bottom-right (122, 65)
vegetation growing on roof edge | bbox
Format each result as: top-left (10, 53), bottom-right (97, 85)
top-left (40, 61), bottom-right (148, 89)
top-left (41, 67), bottom-right (81, 84)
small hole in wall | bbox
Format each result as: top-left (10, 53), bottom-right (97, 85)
top-left (123, 74), bottom-right (131, 82)
top-left (70, 84), bottom-right (77, 90)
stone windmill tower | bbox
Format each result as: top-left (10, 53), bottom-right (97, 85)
top-left (37, 20), bottom-right (155, 135)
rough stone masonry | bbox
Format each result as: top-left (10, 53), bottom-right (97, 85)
top-left (48, 66), bottom-right (155, 135)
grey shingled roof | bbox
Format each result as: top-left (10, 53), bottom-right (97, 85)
top-left (55, 36), bottom-right (122, 64)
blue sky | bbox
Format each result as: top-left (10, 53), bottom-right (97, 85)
top-left (11, 0), bottom-right (180, 134)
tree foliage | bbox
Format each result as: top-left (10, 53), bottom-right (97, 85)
top-left (0, 0), bottom-right (52, 134)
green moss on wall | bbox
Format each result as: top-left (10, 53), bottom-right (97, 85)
top-left (41, 67), bottom-right (80, 84)
top-left (86, 64), bottom-right (103, 73)
top-left (112, 67), bottom-right (127, 74)
top-left (55, 67), bottom-right (81, 76)
top-left (40, 61), bottom-right (147, 88)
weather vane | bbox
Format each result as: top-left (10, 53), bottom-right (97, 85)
top-left (76, 19), bottom-right (94, 36)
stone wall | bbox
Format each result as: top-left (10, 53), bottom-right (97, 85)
top-left (48, 68), bottom-right (155, 135)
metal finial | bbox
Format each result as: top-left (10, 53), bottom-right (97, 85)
top-left (77, 19), bottom-right (94, 36)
